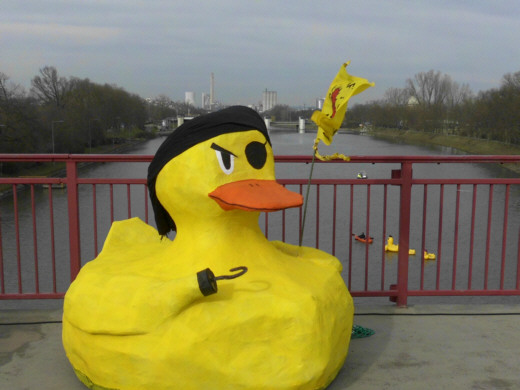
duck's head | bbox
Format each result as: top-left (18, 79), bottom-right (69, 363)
top-left (148, 106), bottom-right (303, 236)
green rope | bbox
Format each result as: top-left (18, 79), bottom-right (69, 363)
top-left (351, 324), bottom-right (375, 339)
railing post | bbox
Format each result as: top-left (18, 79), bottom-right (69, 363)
top-left (396, 162), bottom-right (413, 306)
top-left (66, 159), bottom-right (82, 281)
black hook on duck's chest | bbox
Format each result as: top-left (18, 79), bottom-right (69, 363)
top-left (197, 266), bottom-right (248, 296)
top-left (215, 266), bottom-right (248, 280)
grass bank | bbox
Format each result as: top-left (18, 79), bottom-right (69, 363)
top-left (367, 128), bottom-right (520, 155)
top-left (0, 138), bottom-right (148, 195)
top-left (366, 128), bottom-right (520, 174)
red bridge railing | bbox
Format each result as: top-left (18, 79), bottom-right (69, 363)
top-left (1, 154), bottom-right (520, 306)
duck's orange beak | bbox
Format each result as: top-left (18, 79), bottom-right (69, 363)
top-left (209, 179), bottom-right (303, 212)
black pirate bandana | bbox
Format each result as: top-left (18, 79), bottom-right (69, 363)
top-left (147, 105), bottom-right (271, 235)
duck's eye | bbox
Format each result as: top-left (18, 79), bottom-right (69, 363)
top-left (211, 143), bottom-right (236, 175)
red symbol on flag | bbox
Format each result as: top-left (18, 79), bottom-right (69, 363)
top-left (330, 87), bottom-right (341, 118)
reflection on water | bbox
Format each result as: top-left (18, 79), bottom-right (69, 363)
top-left (1, 132), bottom-right (519, 308)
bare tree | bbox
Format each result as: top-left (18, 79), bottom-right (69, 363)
top-left (31, 66), bottom-right (70, 108)
top-left (445, 82), bottom-right (473, 108)
top-left (0, 72), bottom-right (26, 104)
top-left (384, 87), bottom-right (410, 106)
top-left (502, 71), bottom-right (520, 90)
top-left (406, 70), bottom-right (452, 107)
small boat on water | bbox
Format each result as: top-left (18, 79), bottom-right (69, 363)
top-left (354, 233), bottom-right (373, 244)
top-left (385, 235), bottom-right (416, 255)
top-left (357, 171), bottom-right (367, 179)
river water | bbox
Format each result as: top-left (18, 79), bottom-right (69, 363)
top-left (1, 130), bottom-right (519, 308)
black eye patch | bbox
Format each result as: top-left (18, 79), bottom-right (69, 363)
top-left (245, 141), bottom-right (267, 169)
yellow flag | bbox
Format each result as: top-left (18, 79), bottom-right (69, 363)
top-left (312, 62), bottom-right (374, 145)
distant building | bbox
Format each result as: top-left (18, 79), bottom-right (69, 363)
top-left (316, 98), bottom-right (325, 110)
top-left (185, 91), bottom-right (195, 106)
top-left (262, 89), bottom-right (277, 111)
top-left (408, 96), bottom-right (419, 106)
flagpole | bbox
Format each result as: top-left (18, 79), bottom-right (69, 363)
top-left (299, 61), bottom-right (374, 246)
top-left (299, 151), bottom-right (316, 246)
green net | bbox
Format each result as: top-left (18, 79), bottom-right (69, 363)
top-left (351, 324), bottom-right (375, 339)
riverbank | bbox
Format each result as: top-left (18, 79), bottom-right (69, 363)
top-left (366, 128), bottom-right (520, 173)
top-left (0, 138), bottom-right (148, 196)
top-left (367, 128), bottom-right (520, 155)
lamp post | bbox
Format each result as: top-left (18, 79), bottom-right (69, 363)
top-left (51, 120), bottom-right (64, 154)
top-left (89, 118), bottom-right (99, 153)
top-left (0, 124), bottom-right (5, 176)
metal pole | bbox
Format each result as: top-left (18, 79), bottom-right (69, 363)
top-left (299, 153), bottom-right (316, 246)
top-left (396, 162), bottom-right (413, 307)
top-left (51, 120), bottom-right (64, 154)
top-left (66, 159), bottom-right (82, 281)
top-left (89, 118), bottom-right (99, 153)
top-left (0, 125), bottom-right (4, 176)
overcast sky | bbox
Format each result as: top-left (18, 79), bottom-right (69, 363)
top-left (2, 1), bottom-right (519, 108)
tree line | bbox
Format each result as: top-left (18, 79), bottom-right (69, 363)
top-left (347, 69), bottom-right (520, 144)
top-left (0, 66), bottom-right (205, 159)
top-left (2, 66), bottom-right (519, 158)
top-left (266, 69), bottom-right (520, 146)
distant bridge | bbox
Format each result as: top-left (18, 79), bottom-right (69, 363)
top-left (157, 122), bottom-right (305, 135)
top-left (267, 119), bottom-right (310, 132)
top-left (157, 129), bottom-right (173, 136)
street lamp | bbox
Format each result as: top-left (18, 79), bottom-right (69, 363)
top-left (51, 120), bottom-right (64, 154)
top-left (0, 125), bottom-right (5, 176)
top-left (89, 118), bottom-right (100, 153)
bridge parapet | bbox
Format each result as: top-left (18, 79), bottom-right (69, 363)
top-left (1, 154), bottom-right (520, 306)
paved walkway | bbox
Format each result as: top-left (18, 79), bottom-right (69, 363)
top-left (1, 304), bottom-right (519, 389)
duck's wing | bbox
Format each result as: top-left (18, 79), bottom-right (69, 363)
top-left (270, 240), bottom-right (342, 272)
top-left (100, 217), bottom-right (167, 257)
top-left (64, 218), bottom-right (181, 335)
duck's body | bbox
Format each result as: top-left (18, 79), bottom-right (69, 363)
top-left (385, 236), bottom-right (398, 252)
top-left (385, 235), bottom-right (416, 255)
top-left (424, 250), bottom-right (436, 260)
top-left (64, 217), bottom-right (352, 389)
top-left (63, 107), bottom-right (354, 390)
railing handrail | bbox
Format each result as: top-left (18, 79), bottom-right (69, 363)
top-left (1, 153), bottom-right (520, 164)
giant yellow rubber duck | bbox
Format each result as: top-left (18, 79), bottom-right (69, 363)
top-left (62, 106), bottom-right (354, 390)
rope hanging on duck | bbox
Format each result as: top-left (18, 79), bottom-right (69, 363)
top-left (299, 62), bottom-right (374, 246)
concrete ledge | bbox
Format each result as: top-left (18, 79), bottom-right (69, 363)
top-left (0, 309), bottom-right (63, 324)
top-left (2, 305), bottom-right (520, 389)
top-left (355, 303), bottom-right (520, 315)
